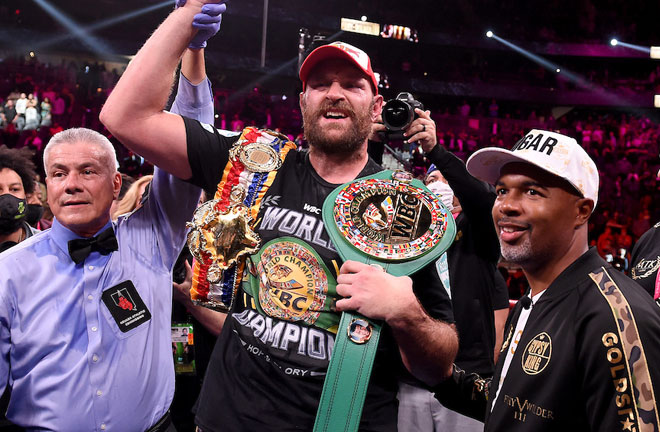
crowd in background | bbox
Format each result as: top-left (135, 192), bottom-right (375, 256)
top-left (1, 55), bottom-right (658, 302)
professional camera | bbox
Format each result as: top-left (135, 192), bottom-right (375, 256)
top-left (382, 92), bottom-right (424, 141)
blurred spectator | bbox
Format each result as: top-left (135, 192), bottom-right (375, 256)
top-left (40, 97), bottom-right (52, 128)
top-left (23, 101), bottom-right (40, 131)
top-left (0, 145), bottom-right (39, 252)
top-left (597, 224), bottom-right (616, 258)
top-left (458, 100), bottom-right (471, 117)
top-left (488, 99), bottom-right (499, 118)
top-left (2, 100), bottom-right (16, 131)
top-left (111, 174), bottom-right (153, 220)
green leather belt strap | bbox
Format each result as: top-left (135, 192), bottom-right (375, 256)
top-left (314, 170), bottom-right (456, 432)
top-left (313, 311), bottom-right (381, 432)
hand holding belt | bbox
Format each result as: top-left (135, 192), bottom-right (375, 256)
top-left (315, 170), bottom-right (456, 432)
top-left (68, 227), bottom-right (118, 264)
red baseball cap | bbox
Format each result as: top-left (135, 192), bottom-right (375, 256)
top-left (299, 41), bottom-right (379, 94)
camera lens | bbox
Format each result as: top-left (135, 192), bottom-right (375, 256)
top-left (383, 99), bottom-right (413, 130)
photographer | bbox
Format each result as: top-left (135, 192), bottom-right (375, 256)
top-left (371, 98), bottom-right (507, 432)
top-left (369, 94), bottom-right (436, 165)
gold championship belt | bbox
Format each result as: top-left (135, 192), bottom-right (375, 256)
top-left (187, 127), bottom-right (296, 311)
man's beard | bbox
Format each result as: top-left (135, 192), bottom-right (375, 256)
top-left (499, 236), bottom-right (534, 264)
top-left (301, 99), bottom-right (373, 156)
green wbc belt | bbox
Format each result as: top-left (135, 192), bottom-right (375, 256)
top-left (314, 170), bottom-right (456, 432)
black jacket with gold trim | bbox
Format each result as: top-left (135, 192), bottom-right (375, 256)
top-left (434, 247), bottom-right (660, 431)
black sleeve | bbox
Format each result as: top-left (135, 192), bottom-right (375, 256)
top-left (492, 270), bottom-right (510, 310)
top-left (183, 116), bottom-right (241, 195)
top-left (426, 144), bottom-right (500, 263)
top-left (630, 223), bottom-right (660, 297)
top-left (410, 261), bottom-right (454, 324)
top-left (433, 364), bottom-right (490, 421)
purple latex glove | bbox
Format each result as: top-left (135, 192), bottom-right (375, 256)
top-left (175, 0), bottom-right (227, 49)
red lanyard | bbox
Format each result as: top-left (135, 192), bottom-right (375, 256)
top-left (654, 268), bottom-right (660, 300)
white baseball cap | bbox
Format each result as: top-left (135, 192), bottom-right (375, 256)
top-left (466, 129), bottom-right (599, 208)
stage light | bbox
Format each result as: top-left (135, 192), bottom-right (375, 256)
top-left (651, 47), bottom-right (660, 59)
top-left (29, 51), bottom-right (35, 58)
top-left (486, 31), bottom-right (493, 38)
top-left (340, 17), bottom-right (380, 36)
top-left (361, 16), bottom-right (367, 22)
top-left (33, 0), bottom-right (112, 55)
top-left (490, 32), bottom-right (634, 107)
top-left (25, 0), bottom-right (171, 54)
top-left (610, 39), bottom-right (651, 54)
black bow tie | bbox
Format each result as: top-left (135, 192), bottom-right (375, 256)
top-left (68, 227), bottom-right (118, 264)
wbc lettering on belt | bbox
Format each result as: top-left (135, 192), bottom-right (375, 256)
top-left (334, 178), bottom-right (448, 261)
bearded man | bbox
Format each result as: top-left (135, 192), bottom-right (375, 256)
top-left (100, 1), bottom-right (458, 430)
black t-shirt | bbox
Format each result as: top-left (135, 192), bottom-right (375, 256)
top-left (183, 118), bottom-right (454, 431)
top-left (630, 221), bottom-right (660, 297)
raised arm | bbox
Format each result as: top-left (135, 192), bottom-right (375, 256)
top-left (100, 1), bottom-right (225, 180)
top-left (170, 48), bottom-right (214, 123)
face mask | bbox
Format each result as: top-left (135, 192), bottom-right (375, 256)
top-left (426, 181), bottom-right (454, 211)
top-left (25, 203), bottom-right (45, 226)
top-left (0, 194), bottom-right (27, 236)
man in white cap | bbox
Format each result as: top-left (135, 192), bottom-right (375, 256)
top-left (100, 2), bottom-right (458, 430)
top-left (432, 129), bottom-right (660, 431)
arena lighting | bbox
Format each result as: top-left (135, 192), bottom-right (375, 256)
top-left (609, 39), bottom-right (651, 55)
top-left (486, 31), bottom-right (494, 38)
top-left (27, 0), bottom-right (171, 53)
top-left (652, 47), bottom-right (660, 60)
top-left (340, 17), bottom-right (380, 36)
top-left (381, 24), bottom-right (418, 42)
top-left (229, 30), bottom-right (345, 104)
top-left (488, 33), bottom-right (635, 107)
top-left (340, 17), bottom-right (418, 42)
top-left (32, 0), bottom-right (113, 55)
top-left (487, 33), bottom-right (561, 74)
top-left (655, 95), bottom-right (660, 108)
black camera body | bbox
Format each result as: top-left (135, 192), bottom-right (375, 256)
top-left (382, 92), bottom-right (424, 141)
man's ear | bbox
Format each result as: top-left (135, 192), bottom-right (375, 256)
top-left (371, 94), bottom-right (384, 121)
top-left (575, 198), bottom-right (594, 228)
top-left (112, 172), bottom-right (122, 201)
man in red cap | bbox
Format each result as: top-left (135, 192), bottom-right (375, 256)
top-left (101, 2), bottom-right (458, 431)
